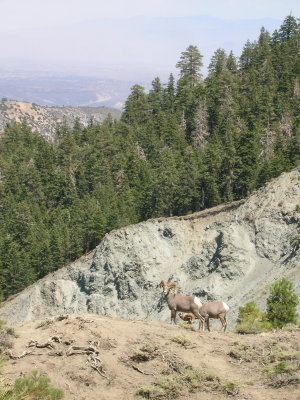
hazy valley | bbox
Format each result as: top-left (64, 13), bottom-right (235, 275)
top-left (0, 73), bottom-right (133, 109)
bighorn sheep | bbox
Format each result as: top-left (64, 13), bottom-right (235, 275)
top-left (198, 301), bottom-right (230, 332)
top-left (159, 280), bottom-right (206, 329)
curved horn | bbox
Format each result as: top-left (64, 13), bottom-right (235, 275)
top-left (169, 282), bottom-right (177, 288)
top-left (159, 280), bottom-right (168, 288)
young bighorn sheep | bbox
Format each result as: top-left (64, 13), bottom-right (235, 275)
top-left (159, 280), bottom-right (206, 329)
top-left (199, 301), bottom-right (230, 332)
top-left (179, 312), bottom-right (196, 324)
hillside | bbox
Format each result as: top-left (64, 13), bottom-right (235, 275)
top-left (0, 167), bottom-right (299, 328)
top-left (0, 100), bottom-right (121, 141)
top-left (0, 17), bottom-right (299, 306)
top-left (1, 314), bottom-right (299, 400)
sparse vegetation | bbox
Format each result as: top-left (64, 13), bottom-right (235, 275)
top-left (0, 320), bottom-right (17, 352)
top-left (170, 335), bottom-right (192, 348)
top-left (0, 314), bottom-right (299, 400)
top-left (136, 368), bottom-right (224, 399)
top-left (264, 360), bottom-right (300, 388)
top-left (0, 370), bottom-right (64, 400)
top-left (228, 336), bottom-right (300, 389)
top-left (179, 321), bottom-right (197, 332)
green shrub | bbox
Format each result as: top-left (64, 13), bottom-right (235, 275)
top-left (236, 301), bottom-right (261, 324)
top-left (223, 381), bottom-right (239, 396)
top-left (273, 362), bottom-right (290, 375)
top-left (1, 370), bottom-right (64, 400)
top-left (235, 301), bottom-right (272, 334)
top-left (266, 279), bottom-right (299, 329)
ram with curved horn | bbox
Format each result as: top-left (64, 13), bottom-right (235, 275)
top-left (159, 280), bottom-right (206, 329)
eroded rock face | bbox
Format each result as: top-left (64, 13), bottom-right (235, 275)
top-left (1, 168), bottom-right (300, 328)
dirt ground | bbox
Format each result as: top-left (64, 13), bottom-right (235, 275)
top-left (1, 314), bottom-right (299, 400)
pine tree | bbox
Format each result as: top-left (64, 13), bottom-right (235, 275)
top-left (176, 45), bottom-right (203, 88)
top-left (148, 77), bottom-right (164, 115)
top-left (278, 15), bottom-right (299, 42)
top-left (266, 278), bottom-right (299, 328)
top-left (122, 84), bottom-right (149, 125)
top-left (176, 46), bottom-right (204, 142)
top-left (163, 73), bottom-right (176, 112)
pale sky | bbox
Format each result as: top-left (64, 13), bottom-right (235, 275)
top-left (0, 0), bottom-right (299, 81)
top-left (0, 0), bottom-right (299, 31)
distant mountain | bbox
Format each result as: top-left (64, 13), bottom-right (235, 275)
top-left (0, 100), bottom-right (121, 141)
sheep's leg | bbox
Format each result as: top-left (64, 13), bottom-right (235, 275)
top-left (171, 310), bottom-right (177, 324)
top-left (206, 317), bottom-right (211, 332)
top-left (198, 318), bottom-right (203, 330)
top-left (195, 313), bottom-right (205, 331)
top-left (219, 314), bottom-right (227, 332)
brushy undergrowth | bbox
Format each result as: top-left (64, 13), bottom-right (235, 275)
top-left (136, 367), bottom-right (234, 399)
top-left (130, 343), bottom-right (159, 362)
top-left (235, 320), bottom-right (272, 334)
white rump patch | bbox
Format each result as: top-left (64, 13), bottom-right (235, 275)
top-left (223, 302), bottom-right (230, 312)
top-left (194, 297), bottom-right (202, 307)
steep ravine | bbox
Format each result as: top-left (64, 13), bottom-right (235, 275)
top-left (1, 167), bottom-right (300, 329)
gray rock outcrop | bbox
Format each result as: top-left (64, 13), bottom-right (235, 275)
top-left (1, 167), bottom-right (300, 328)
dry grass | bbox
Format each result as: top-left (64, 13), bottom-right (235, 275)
top-left (170, 335), bottom-right (193, 349)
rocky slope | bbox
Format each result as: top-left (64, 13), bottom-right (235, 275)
top-left (0, 167), bottom-right (299, 328)
top-left (0, 100), bottom-right (121, 141)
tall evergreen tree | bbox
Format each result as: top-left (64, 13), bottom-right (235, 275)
top-left (176, 45), bottom-right (203, 88)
